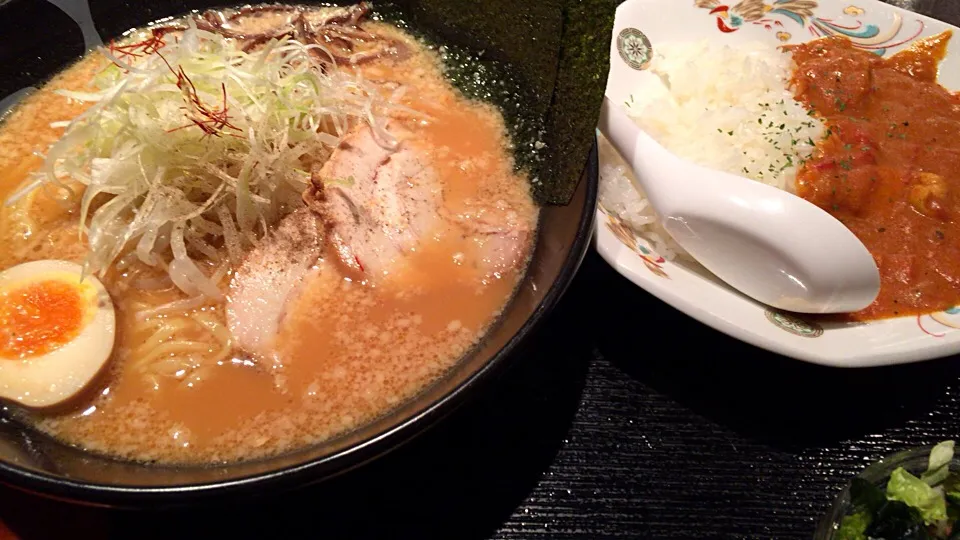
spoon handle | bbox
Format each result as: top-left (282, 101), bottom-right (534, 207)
top-left (598, 97), bottom-right (685, 210)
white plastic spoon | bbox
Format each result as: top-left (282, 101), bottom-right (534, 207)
top-left (598, 96), bottom-right (880, 314)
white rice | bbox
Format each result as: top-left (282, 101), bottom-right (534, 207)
top-left (598, 40), bottom-right (826, 259)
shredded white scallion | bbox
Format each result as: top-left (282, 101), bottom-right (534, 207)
top-left (12, 22), bottom-right (408, 298)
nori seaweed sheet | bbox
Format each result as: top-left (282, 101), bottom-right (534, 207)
top-left (376, 0), bottom-right (615, 205)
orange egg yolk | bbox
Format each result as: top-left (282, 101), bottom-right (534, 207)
top-left (0, 280), bottom-right (86, 359)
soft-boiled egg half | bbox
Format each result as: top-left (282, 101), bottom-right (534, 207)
top-left (0, 260), bottom-right (115, 408)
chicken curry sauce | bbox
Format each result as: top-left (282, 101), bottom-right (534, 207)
top-left (790, 31), bottom-right (960, 320)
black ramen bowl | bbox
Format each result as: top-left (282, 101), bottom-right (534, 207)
top-left (0, 0), bottom-right (607, 505)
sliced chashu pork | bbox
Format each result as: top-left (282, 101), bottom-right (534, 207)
top-left (227, 125), bottom-right (534, 360)
top-left (452, 201), bottom-right (535, 279)
top-left (304, 124), bottom-right (442, 279)
top-left (226, 207), bottom-right (323, 361)
top-left (305, 124), bottom-right (534, 280)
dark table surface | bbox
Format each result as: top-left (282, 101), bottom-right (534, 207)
top-left (4, 0), bottom-right (960, 538)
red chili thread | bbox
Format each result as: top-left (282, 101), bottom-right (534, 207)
top-left (107, 28), bottom-right (170, 64)
top-left (107, 29), bottom-right (240, 139)
top-left (156, 52), bottom-right (241, 138)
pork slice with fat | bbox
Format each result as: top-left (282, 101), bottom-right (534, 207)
top-left (447, 201), bottom-right (536, 279)
top-left (303, 124), bottom-right (442, 280)
top-left (226, 207), bottom-right (323, 361)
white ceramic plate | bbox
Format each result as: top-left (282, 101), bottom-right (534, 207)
top-left (596, 0), bottom-right (960, 367)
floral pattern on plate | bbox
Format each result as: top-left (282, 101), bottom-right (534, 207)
top-left (616, 28), bottom-right (654, 70)
top-left (598, 206), bottom-right (668, 278)
top-left (764, 309), bottom-right (824, 338)
top-left (693, 0), bottom-right (924, 54)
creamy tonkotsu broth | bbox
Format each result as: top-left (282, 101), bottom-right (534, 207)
top-left (0, 4), bottom-right (537, 463)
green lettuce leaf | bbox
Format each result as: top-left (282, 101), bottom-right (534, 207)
top-left (887, 467), bottom-right (948, 525)
top-left (923, 440), bottom-right (956, 486)
top-left (835, 511), bottom-right (870, 540)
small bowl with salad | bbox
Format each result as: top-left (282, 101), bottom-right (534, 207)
top-left (817, 441), bottom-right (960, 539)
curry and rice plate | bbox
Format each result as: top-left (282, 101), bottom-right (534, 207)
top-left (600, 32), bottom-right (960, 321)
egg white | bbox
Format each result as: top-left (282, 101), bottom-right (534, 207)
top-left (0, 260), bottom-right (116, 408)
